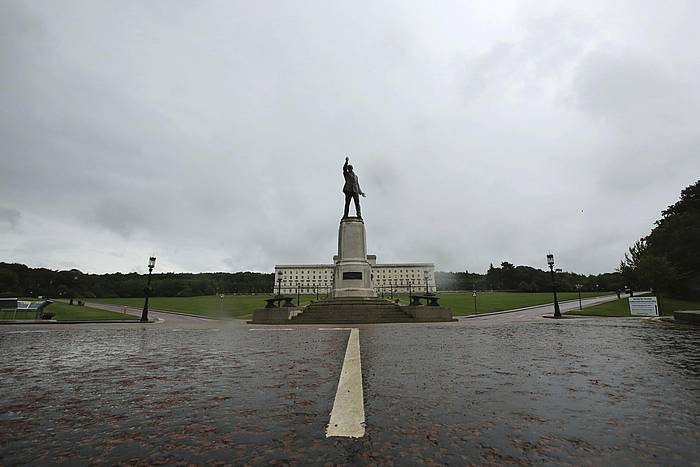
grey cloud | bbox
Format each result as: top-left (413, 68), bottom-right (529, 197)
top-left (458, 42), bottom-right (516, 102)
top-left (1, 1), bottom-right (699, 275)
top-left (568, 47), bottom-right (700, 204)
top-left (572, 50), bottom-right (697, 130)
top-left (455, 11), bottom-right (588, 104)
top-left (91, 200), bottom-right (148, 238)
top-left (0, 207), bottom-right (21, 229)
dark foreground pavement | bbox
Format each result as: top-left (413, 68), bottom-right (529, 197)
top-left (1, 312), bottom-right (699, 465)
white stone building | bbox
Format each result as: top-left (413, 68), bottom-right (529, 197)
top-left (274, 257), bottom-right (435, 295)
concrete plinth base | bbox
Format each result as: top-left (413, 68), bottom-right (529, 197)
top-left (289, 298), bottom-right (410, 324)
top-left (405, 306), bottom-right (455, 322)
top-left (334, 217), bottom-right (376, 298)
top-left (250, 307), bottom-right (303, 324)
top-left (248, 297), bottom-right (456, 324)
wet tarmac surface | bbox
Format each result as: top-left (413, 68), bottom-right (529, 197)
top-left (1, 315), bottom-right (699, 465)
top-left (361, 319), bottom-right (700, 465)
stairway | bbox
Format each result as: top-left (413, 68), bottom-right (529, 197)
top-left (289, 297), bottom-right (416, 324)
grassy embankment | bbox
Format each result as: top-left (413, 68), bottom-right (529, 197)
top-left (566, 296), bottom-right (700, 317)
top-left (94, 291), bottom-right (611, 319)
top-left (92, 294), bottom-right (320, 320)
top-left (412, 291), bottom-right (608, 316)
top-left (5, 301), bottom-right (138, 321)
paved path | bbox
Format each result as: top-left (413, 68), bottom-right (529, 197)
top-left (83, 301), bottom-right (218, 327)
top-left (3, 293), bottom-right (697, 465)
top-left (461, 292), bottom-right (631, 323)
top-left (83, 292), bottom-right (627, 327)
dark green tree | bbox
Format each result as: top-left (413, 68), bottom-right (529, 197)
top-left (621, 180), bottom-right (700, 299)
top-left (0, 268), bottom-right (20, 296)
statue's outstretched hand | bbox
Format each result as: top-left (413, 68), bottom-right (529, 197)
top-left (361, 192), bottom-right (366, 197)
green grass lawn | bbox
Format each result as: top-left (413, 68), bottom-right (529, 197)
top-left (429, 291), bottom-right (609, 316)
top-left (3, 301), bottom-right (138, 321)
top-left (566, 296), bottom-right (700, 317)
top-left (92, 294), bottom-right (324, 320)
top-left (565, 298), bottom-right (632, 317)
top-left (94, 291), bottom-right (610, 319)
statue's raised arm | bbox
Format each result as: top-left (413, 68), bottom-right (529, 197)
top-left (342, 156), bottom-right (365, 219)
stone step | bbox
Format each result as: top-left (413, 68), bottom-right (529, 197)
top-left (294, 312), bottom-right (410, 318)
top-left (303, 307), bottom-right (405, 311)
top-left (290, 317), bottom-right (415, 323)
top-left (310, 308), bottom-right (403, 310)
top-left (300, 309), bottom-right (405, 315)
top-left (306, 303), bottom-right (401, 308)
top-left (291, 320), bottom-right (414, 324)
top-left (303, 310), bottom-right (406, 315)
top-left (285, 296), bottom-right (419, 324)
top-left (251, 298), bottom-right (453, 324)
top-left (309, 298), bottom-right (396, 306)
top-left (295, 315), bottom-right (410, 320)
top-left (305, 304), bottom-right (403, 310)
top-left (290, 310), bottom-right (415, 324)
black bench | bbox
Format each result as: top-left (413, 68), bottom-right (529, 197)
top-left (410, 294), bottom-right (440, 306)
top-left (265, 296), bottom-right (295, 308)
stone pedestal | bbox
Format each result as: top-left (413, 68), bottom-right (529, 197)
top-left (334, 217), bottom-right (376, 298)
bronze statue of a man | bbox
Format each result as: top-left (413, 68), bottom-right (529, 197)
top-left (342, 156), bottom-right (366, 218)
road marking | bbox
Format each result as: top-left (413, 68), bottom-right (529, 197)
top-left (248, 328), bottom-right (294, 331)
top-left (318, 327), bottom-right (354, 331)
top-left (326, 328), bottom-right (365, 438)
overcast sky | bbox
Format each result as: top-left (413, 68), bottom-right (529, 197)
top-left (1, 0), bottom-right (699, 275)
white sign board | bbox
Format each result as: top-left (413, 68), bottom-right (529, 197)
top-left (629, 296), bottom-right (659, 316)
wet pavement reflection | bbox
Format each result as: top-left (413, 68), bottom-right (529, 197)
top-left (1, 317), bottom-right (698, 465)
top-left (362, 319), bottom-right (700, 465)
top-left (0, 325), bottom-right (346, 465)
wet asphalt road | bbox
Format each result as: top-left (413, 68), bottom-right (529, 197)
top-left (361, 319), bottom-right (700, 465)
top-left (1, 306), bottom-right (699, 465)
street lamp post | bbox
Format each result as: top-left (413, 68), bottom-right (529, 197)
top-left (575, 284), bottom-right (583, 310)
top-left (547, 253), bottom-right (561, 318)
top-left (296, 283), bottom-right (300, 306)
top-left (70, 275), bottom-right (78, 305)
top-left (424, 271), bottom-right (430, 295)
top-left (473, 290), bottom-right (478, 314)
top-left (140, 256), bottom-right (157, 323)
top-left (277, 275), bottom-right (282, 296)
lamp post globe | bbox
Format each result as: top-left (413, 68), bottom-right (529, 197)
top-left (140, 256), bottom-right (157, 322)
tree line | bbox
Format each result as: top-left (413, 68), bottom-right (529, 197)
top-left (0, 264), bottom-right (274, 299)
top-left (435, 267), bottom-right (623, 292)
top-left (619, 179), bottom-right (699, 300)
top-left (0, 260), bottom-right (622, 299)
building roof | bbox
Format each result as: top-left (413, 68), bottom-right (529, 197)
top-left (275, 262), bottom-right (435, 268)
